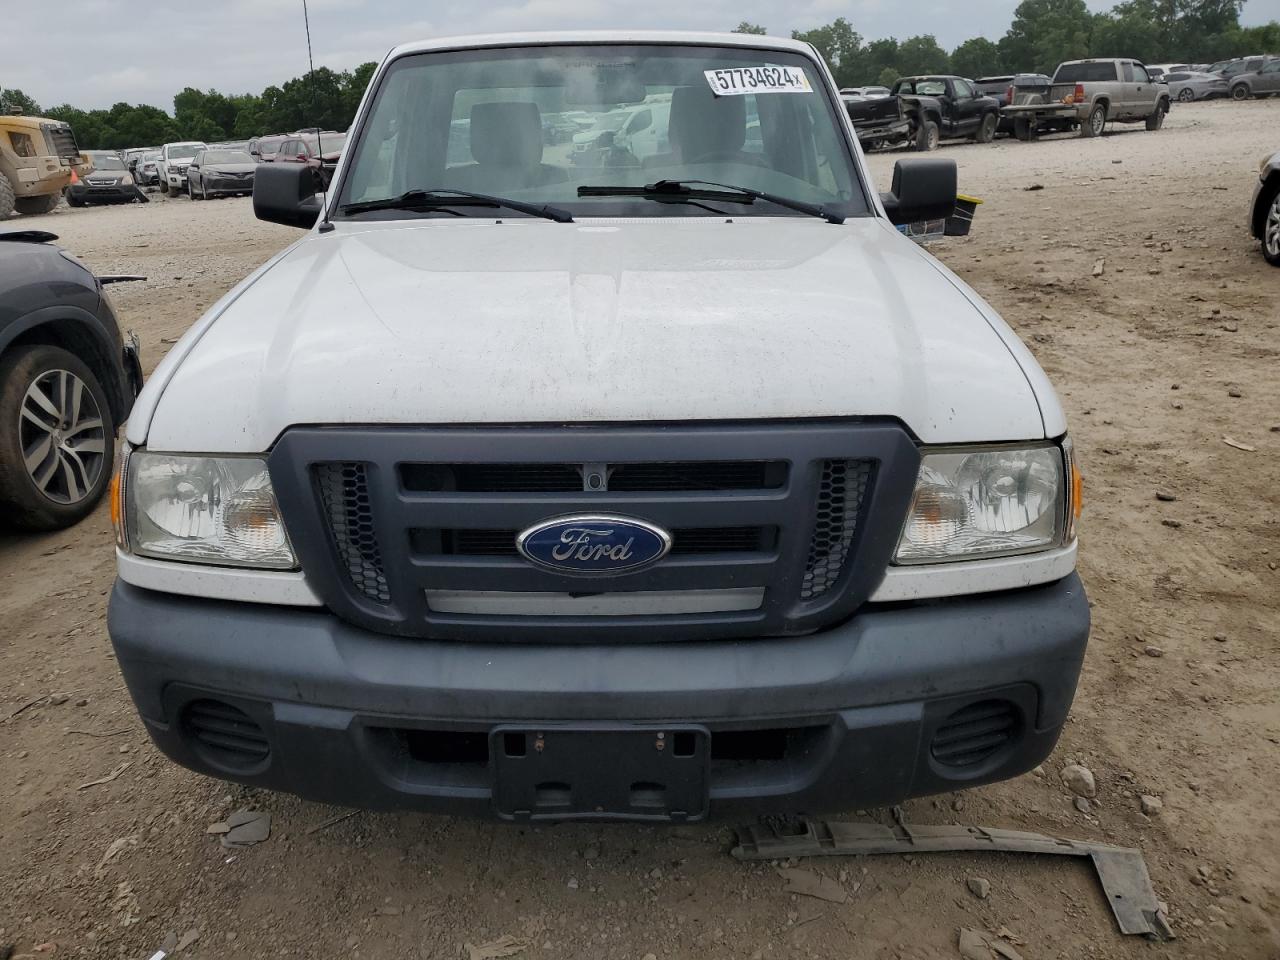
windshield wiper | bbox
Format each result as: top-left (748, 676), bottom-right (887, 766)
top-left (578, 180), bottom-right (844, 224)
top-left (341, 189), bottom-right (574, 223)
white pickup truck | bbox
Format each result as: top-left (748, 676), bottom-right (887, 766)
top-left (108, 31), bottom-right (1088, 822)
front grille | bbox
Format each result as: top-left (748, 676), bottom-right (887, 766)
top-left (271, 423), bottom-right (917, 642)
top-left (424, 526), bottom-right (775, 557)
top-left (183, 700), bottom-right (270, 772)
top-left (315, 462), bottom-right (390, 603)
top-left (42, 123), bottom-right (80, 160)
top-left (801, 460), bottom-right (873, 600)
top-left (930, 700), bottom-right (1020, 768)
top-left (402, 461), bottom-right (787, 493)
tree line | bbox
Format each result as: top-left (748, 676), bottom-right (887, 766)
top-left (737, 0), bottom-right (1279, 87)
top-left (2, 0), bottom-right (1278, 149)
top-left (0, 63), bottom-right (376, 151)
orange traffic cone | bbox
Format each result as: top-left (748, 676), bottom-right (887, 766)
top-left (69, 168), bottom-right (79, 185)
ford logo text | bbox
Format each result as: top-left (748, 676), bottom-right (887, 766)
top-left (516, 515), bottom-right (672, 576)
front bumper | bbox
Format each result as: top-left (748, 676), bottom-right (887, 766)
top-left (109, 574), bottom-right (1089, 820)
top-left (853, 119), bottom-right (911, 144)
top-left (67, 182), bottom-right (139, 204)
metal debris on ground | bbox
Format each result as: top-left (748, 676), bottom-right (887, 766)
top-left (462, 934), bottom-right (530, 960)
top-left (958, 928), bottom-right (1024, 960)
top-left (207, 810), bottom-right (271, 848)
top-left (78, 761), bottom-right (132, 790)
top-left (732, 814), bottom-right (1174, 941)
top-left (1222, 436), bottom-right (1256, 452)
top-left (777, 867), bottom-right (850, 904)
top-left (306, 810), bottom-right (359, 835)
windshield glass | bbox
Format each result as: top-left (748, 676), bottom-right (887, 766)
top-left (896, 79), bottom-right (947, 96)
top-left (167, 144), bottom-right (202, 159)
top-left (306, 133), bottom-right (347, 153)
top-left (93, 156), bottom-right (126, 170)
top-left (338, 44), bottom-right (866, 220)
top-left (203, 150), bottom-right (253, 164)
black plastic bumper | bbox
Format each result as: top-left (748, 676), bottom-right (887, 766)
top-left (108, 575), bottom-right (1089, 820)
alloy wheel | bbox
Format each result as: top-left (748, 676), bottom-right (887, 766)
top-left (1266, 193), bottom-right (1280, 259)
top-left (1090, 108), bottom-right (1106, 136)
top-left (19, 369), bottom-right (107, 504)
top-left (1179, 88), bottom-right (1194, 102)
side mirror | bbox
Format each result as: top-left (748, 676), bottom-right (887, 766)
top-left (254, 162), bottom-right (321, 229)
top-left (880, 158), bottom-right (957, 226)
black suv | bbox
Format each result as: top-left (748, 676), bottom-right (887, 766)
top-left (0, 230), bottom-right (142, 530)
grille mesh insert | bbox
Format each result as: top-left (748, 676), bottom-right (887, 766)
top-left (315, 462), bottom-right (391, 603)
top-left (930, 700), bottom-right (1020, 768)
top-left (401, 461), bottom-right (787, 493)
top-left (800, 460), bottom-right (872, 600)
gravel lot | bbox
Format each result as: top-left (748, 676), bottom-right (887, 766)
top-left (2, 99), bottom-right (1278, 960)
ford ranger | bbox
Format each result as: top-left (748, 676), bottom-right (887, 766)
top-left (108, 32), bottom-right (1089, 822)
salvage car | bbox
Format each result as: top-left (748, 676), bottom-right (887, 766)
top-left (1252, 148), bottom-right (1280, 266)
top-left (186, 148), bottom-right (257, 199)
top-left (1002, 59), bottom-right (1169, 139)
top-left (135, 151), bottom-right (162, 188)
top-left (109, 31), bottom-right (1088, 822)
top-left (847, 76), bottom-right (1000, 151)
top-left (158, 141), bottom-right (207, 196)
top-left (1163, 70), bottom-right (1230, 102)
top-left (0, 230), bottom-right (141, 529)
top-left (1228, 58), bottom-right (1280, 100)
top-left (65, 154), bottom-right (145, 206)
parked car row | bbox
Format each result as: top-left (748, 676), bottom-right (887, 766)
top-left (845, 59), bottom-right (1174, 151)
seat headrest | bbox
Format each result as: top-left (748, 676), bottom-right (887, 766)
top-left (669, 85), bottom-right (747, 160)
top-left (470, 102), bottom-right (544, 167)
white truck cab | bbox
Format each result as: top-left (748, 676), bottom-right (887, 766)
top-left (109, 32), bottom-right (1088, 822)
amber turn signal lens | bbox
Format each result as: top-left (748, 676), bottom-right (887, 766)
top-left (1071, 462), bottom-right (1084, 519)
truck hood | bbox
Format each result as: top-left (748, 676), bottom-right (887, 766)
top-left (139, 217), bottom-right (1052, 452)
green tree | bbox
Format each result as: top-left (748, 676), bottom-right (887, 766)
top-left (951, 38), bottom-right (1002, 79)
top-left (878, 67), bottom-right (902, 88)
top-left (1000, 0), bottom-right (1096, 73)
top-left (897, 35), bottom-right (952, 75)
top-left (860, 38), bottom-right (902, 84)
top-left (341, 62), bottom-right (378, 120)
top-left (1092, 11), bottom-right (1164, 61)
top-left (0, 87), bottom-right (42, 115)
top-left (792, 17), bottom-right (864, 87)
top-left (733, 21), bottom-right (768, 35)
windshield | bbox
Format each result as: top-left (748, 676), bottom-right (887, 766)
top-left (167, 144), bottom-right (202, 159)
top-left (93, 156), bottom-right (126, 171)
top-left (203, 150), bottom-right (253, 164)
top-left (895, 78), bottom-right (948, 96)
top-left (338, 44), bottom-right (866, 220)
top-left (307, 132), bottom-right (347, 154)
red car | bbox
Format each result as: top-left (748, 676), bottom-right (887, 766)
top-left (275, 131), bottom-right (347, 189)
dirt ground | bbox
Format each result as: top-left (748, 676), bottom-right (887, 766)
top-left (2, 99), bottom-right (1278, 960)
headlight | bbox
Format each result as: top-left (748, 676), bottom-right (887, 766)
top-left (123, 451), bottom-right (296, 569)
top-left (168, 164), bottom-right (180, 173)
top-left (895, 444), bottom-right (1071, 564)
top-left (120, 173), bottom-right (134, 185)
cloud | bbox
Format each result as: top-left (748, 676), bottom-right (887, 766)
top-left (8, 0), bottom-right (1280, 110)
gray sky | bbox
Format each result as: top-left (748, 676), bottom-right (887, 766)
top-left (9, 0), bottom-right (1280, 111)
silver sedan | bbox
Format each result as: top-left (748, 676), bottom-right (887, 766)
top-left (1164, 71), bottom-right (1229, 102)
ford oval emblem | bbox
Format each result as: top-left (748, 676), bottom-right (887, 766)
top-left (516, 515), bottom-right (672, 577)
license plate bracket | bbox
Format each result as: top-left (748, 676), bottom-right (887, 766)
top-left (490, 725), bottom-right (710, 822)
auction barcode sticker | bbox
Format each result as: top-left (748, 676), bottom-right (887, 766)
top-left (704, 65), bottom-right (813, 97)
